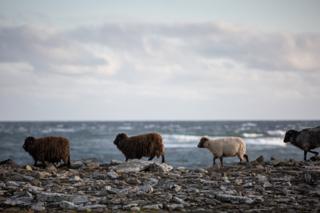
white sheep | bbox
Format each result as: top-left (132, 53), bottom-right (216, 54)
top-left (197, 136), bottom-right (249, 167)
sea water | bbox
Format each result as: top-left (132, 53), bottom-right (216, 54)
top-left (0, 121), bottom-right (319, 167)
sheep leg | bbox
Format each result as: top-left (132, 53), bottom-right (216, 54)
top-left (33, 160), bottom-right (38, 166)
top-left (213, 157), bottom-right (216, 165)
top-left (219, 157), bottom-right (224, 168)
top-left (309, 150), bottom-right (319, 156)
top-left (304, 151), bottom-right (308, 161)
top-left (161, 155), bottom-right (165, 163)
top-left (148, 156), bottom-right (155, 161)
top-left (244, 154), bottom-right (249, 162)
top-left (125, 157), bottom-right (128, 162)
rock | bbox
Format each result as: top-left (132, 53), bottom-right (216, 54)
top-left (137, 184), bottom-right (154, 194)
top-left (107, 170), bottom-right (119, 179)
top-left (166, 203), bottom-right (184, 211)
top-left (110, 160), bottom-right (123, 165)
top-left (146, 163), bottom-right (173, 173)
top-left (37, 192), bottom-right (88, 204)
top-left (173, 196), bottom-right (189, 206)
top-left (4, 192), bottom-right (33, 206)
top-left (146, 177), bottom-right (159, 186)
top-left (78, 204), bottom-right (107, 211)
top-left (31, 202), bottom-right (45, 211)
top-left (126, 178), bottom-right (141, 185)
top-left (310, 155), bottom-right (320, 161)
top-left (37, 171), bottom-right (51, 179)
top-left (110, 159), bottom-right (152, 173)
top-left (143, 204), bottom-right (163, 210)
top-left (70, 176), bottom-right (81, 182)
top-left (214, 193), bottom-right (255, 204)
top-left (131, 206), bottom-right (141, 211)
top-left (0, 159), bottom-right (17, 167)
top-left (25, 165), bottom-right (32, 171)
top-left (83, 159), bottom-right (100, 169)
top-left (123, 203), bottom-right (138, 210)
top-left (165, 183), bottom-right (182, 192)
top-left (59, 201), bottom-right (77, 209)
top-left (70, 161), bottom-right (84, 169)
top-left (255, 155), bottom-right (264, 164)
top-left (46, 164), bottom-right (57, 173)
top-left (195, 168), bottom-right (208, 173)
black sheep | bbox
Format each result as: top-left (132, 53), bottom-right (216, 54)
top-left (284, 126), bottom-right (320, 161)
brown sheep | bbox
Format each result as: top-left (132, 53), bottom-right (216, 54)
top-left (113, 132), bottom-right (165, 163)
top-left (23, 136), bottom-right (71, 167)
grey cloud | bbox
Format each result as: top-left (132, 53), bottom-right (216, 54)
top-left (67, 22), bottom-right (320, 72)
top-left (0, 25), bottom-right (108, 75)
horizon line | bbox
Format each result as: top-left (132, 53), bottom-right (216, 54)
top-left (0, 119), bottom-right (319, 122)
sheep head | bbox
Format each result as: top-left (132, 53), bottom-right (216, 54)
top-left (23, 136), bottom-right (35, 152)
top-left (198, 137), bottom-right (209, 148)
top-left (113, 133), bottom-right (128, 146)
top-left (284, 130), bottom-right (299, 143)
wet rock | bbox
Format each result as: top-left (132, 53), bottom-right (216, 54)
top-left (146, 163), bottom-right (173, 173)
top-left (4, 191), bottom-right (33, 206)
top-left (166, 203), bottom-right (184, 211)
top-left (25, 165), bottom-right (32, 171)
top-left (143, 203), bottom-right (163, 210)
top-left (255, 155), bottom-right (264, 164)
top-left (131, 206), bottom-right (141, 211)
top-left (107, 170), bottom-right (119, 179)
top-left (31, 202), bottom-right (45, 211)
top-left (0, 159), bottom-right (17, 167)
top-left (310, 156), bottom-right (320, 161)
top-left (110, 160), bottom-right (123, 165)
top-left (110, 159), bottom-right (152, 173)
top-left (83, 159), bottom-right (100, 169)
top-left (36, 171), bottom-right (51, 179)
top-left (78, 204), bottom-right (107, 211)
top-left (137, 184), bottom-right (154, 194)
top-left (59, 200), bottom-right (77, 209)
top-left (214, 193), bottom-right (255, 204)
top-left (70, 175), bottom-right (81, 182)
top-left (70, 161), bottom-right (84, 169)
top-left (173, 196), bottom-right (189, 206)
top-left (46, 164), bottom-right (57, 173)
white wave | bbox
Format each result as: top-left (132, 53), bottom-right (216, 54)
top-left (246, 138), bottom-right (286, 147)
top-left (165, 143), bottom-right (197, 148)
top-left (163, 134), bottom-right (200, 143)
top-left (163, 134), bottom-right (286, 148)
top-left (267, 130), bottom-right (286, 137)
top-left (242, 122), bottom-right (257, 127)
top-left (144, 124), bottom-right (156, 129)
top-left (17, 126), bottom-right (28, 133)
top-left (242, 133), bottom-right (263, 138)
top-left (41, 128), bottom-right (76, 133)
top-left (117, 126), bottom-right (133, 130)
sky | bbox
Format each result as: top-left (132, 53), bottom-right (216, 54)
top-left (0, 0), bottom-right (320, 121)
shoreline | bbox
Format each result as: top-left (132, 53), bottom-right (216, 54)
top-left (1, 157), bottom-right (320, 212)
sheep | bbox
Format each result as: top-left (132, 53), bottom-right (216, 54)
top-left (284, 126), bottom-right (320, 161)
top-left (197, 136), bottom-right (249, 167)
top-left (113, 132), bottom-right (165, 163)
top-left (23, 136), bottom-right (71, 167)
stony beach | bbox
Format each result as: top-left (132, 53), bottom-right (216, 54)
top-left (1, 157), bottom-right (320, 212)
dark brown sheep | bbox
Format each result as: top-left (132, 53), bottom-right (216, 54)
top-left (284, 126), bottom-right (320, 161)
top-left (23, 136), bottom-right (71, 167)
top-left (113, 132), bottom-right (165, 163)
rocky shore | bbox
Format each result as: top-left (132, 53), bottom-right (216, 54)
top-left (1, 157), bottom-right (320, 212)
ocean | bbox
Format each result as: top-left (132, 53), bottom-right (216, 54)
top-left (0, 121), bottom-right (319, 168)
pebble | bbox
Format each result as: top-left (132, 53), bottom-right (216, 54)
top-left (1, 158), bottom-right (320, 212)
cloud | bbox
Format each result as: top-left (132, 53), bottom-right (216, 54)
top-left (0, 21), bottom-right (319, 120)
